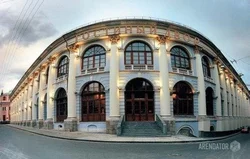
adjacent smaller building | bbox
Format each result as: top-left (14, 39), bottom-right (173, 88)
top-left (0, 91), bottom-right (11, 123)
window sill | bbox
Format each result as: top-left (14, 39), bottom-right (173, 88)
top-left (174, 115), bottom-right (196, 118)
top-left (172, 67), bottom-right (193, 76)
top-left (55, 75), bottom-right (68, 83)
top-left (81, 67), bottom-right (105, 75)
top-left (125, 64), bottom-right (154, 70)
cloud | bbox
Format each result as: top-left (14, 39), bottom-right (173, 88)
top-left (0, 9), bottom-right (58, 48)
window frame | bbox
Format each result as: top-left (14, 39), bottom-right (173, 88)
top-left (173, 82), bottom-right (193, 116)
top-left (202, 56), bottom-right (211, 77)
top-left (206, 87), bottom-right (214, 116)
top-left (45, 67), bottom-right (49, 85)
top-left (56, 89), bottom-right (67, 122)
top-left (124, 41), bottom-right (153, 65)
top-left (82, 45), bottom-right (106, 70)
top-left (81, 82), bottom-right (106, 122)
top-left (57, 56), bottom-right (69, 78)
top-left (170, 47), bottom-right (191, 69)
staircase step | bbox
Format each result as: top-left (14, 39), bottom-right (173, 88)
top-left (121, 121), bottom-right (167, 137)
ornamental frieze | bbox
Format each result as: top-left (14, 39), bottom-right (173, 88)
top-left (69, 25), bottom-right (200, 45)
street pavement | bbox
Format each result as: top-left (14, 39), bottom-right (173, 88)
top-left (0, 125), bottom-right (250, 159)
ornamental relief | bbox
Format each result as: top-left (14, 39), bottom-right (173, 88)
top-left (72, 25), bottom-right (201, 46)
top-left (156, 35), bottom-right (167, 44)
top-left (109, 34), bottom-right (120, 44)
top-left (68, 43), bottom-right (80, 53)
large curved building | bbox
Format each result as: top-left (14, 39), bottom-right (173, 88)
top-left (10, 18), bottom-right (250, 137)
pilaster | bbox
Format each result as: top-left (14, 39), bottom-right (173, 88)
top-left (107, 35), bottom-right (120, 134)
top-left (156, 35), bottom-right (171, 118)
top-left (194, 46), bottom-right (206, 116)
top-left (45, 57), bottom-right (56, 129)
top-left (64, 43), bottom-right (79, 132)
top-left (213, 62), bottom-right (222, 116)
top-left (32, 75), bottom-right (39, 121)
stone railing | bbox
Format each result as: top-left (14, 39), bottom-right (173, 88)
top-left (125, 65), bottom-right (154, 71)
top-left (55, 74), bottom-right (68, 83)
top-left (116, 115), bottom-right (125, 136)
top-left (204, 76), bottom-right (213, 83)
top-left (81, 67), bottom-right (105, 74)
top-left (155, 114), bottom-right (167, 134)
top-left (172, 67), bottom-right (193, 76)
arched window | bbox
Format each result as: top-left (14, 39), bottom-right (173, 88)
top-left (202, 56), bottom-right (211, 77)
top-left (56, 88), bottom-right (67, 122)
top-left (206, 87), bottom-right (214, 116)
top-left (170, 47), bottom-right (190, 69)
top-left (43, 94), bottom-right (47, 120)
top-left (45, 67), bottom-right (49, 84)
top-left (124, 41), bottom-right (153, 65)
top-left (173, 82), bottom-right (193, 115)
top-left (57, 56), bottom-right (69, 77)
top-left (37, 74), bottom-right (40, 89)
top-left (82, 45), bottom-right (106, 69)
top-left (81, 82), bottom-right (105, 121)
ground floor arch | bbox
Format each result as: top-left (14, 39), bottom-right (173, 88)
top-left (173, 81), bottom-right (194, 115)
top-left (81, 81), bottom-right (106, 121)
top-left (55, 88), bottom-right (67, 122)
top-left (125, 78), bottom-right (154, 121)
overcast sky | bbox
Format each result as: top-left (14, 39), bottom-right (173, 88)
top-left (0, 0), bottom-right (250, 93)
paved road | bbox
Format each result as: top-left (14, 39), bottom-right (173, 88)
top-left (0, 125), bottom-right (250, 159)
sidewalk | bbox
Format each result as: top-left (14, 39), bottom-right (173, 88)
top-left (6, 124), bottom-right (239, 143)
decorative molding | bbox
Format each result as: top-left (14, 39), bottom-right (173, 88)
top-left (156, 35), bottom-right (167, 44)
top-left (48, 56), bottom-right (56, 64)
top-left (109, 34), bottom-right (120, 44)
top-left (193, 91), bottom-right (200, 95)
top-left (68, 43), bottom-right (80, 53)
top-left (194, 45), bottom-right (203, 54)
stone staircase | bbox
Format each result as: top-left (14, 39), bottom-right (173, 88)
top-left (121, 121), bottom-right (167, 137)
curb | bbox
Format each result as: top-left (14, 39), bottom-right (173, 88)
top-left (6, 125), bottom-right (240, 144)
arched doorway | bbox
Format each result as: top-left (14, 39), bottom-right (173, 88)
top-left (44, 94), bottom-right (47, 120)
top-left (206, 87), bottom-right (214, 116)
top-left (125, 78), bottom-right (154, 121)
top-left (56, 88), bottom-right (67, 122)
top-left (81, 82), bottom-right (106, 121)
top-left (173, 81), bottom-right (193, 115)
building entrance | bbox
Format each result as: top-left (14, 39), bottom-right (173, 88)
top-left (125, 78), bottom-right (154, 121)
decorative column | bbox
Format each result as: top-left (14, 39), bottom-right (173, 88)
top-left (239, 90), bottom-right (243, 127)
top-left (226, 77), bottom-right (232, 117)
top-left (31, 75), bottom-right (38, 127)
top-left (25, 86), bottom-right (29, 126)
top-left (213, 61), bottom-right (222, 116)
top-left (21, 93), bottom-right (24, 124)
top-left (64, 44), bottom-right (79, 132)
top-left (157, 36), bottom-right (173, 135)
top-left (27, 82), bottom-right (32, 126)
top-left (45, 58), bottom-right (56, 130)
top-left (107, 34), bottom-right (120, 134)
top-left (195, 46), bottom-right (209, 134)
top-left (219, 67), bottom-right (228, 131)
top-left (195, 46), bottom-right (206, 116)
top-left (213, 61), bottom-right (222, 131)
top-left (157, 36), bottom-right (171, 117)
top-left (38, 69), bottom-right (45, 129)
